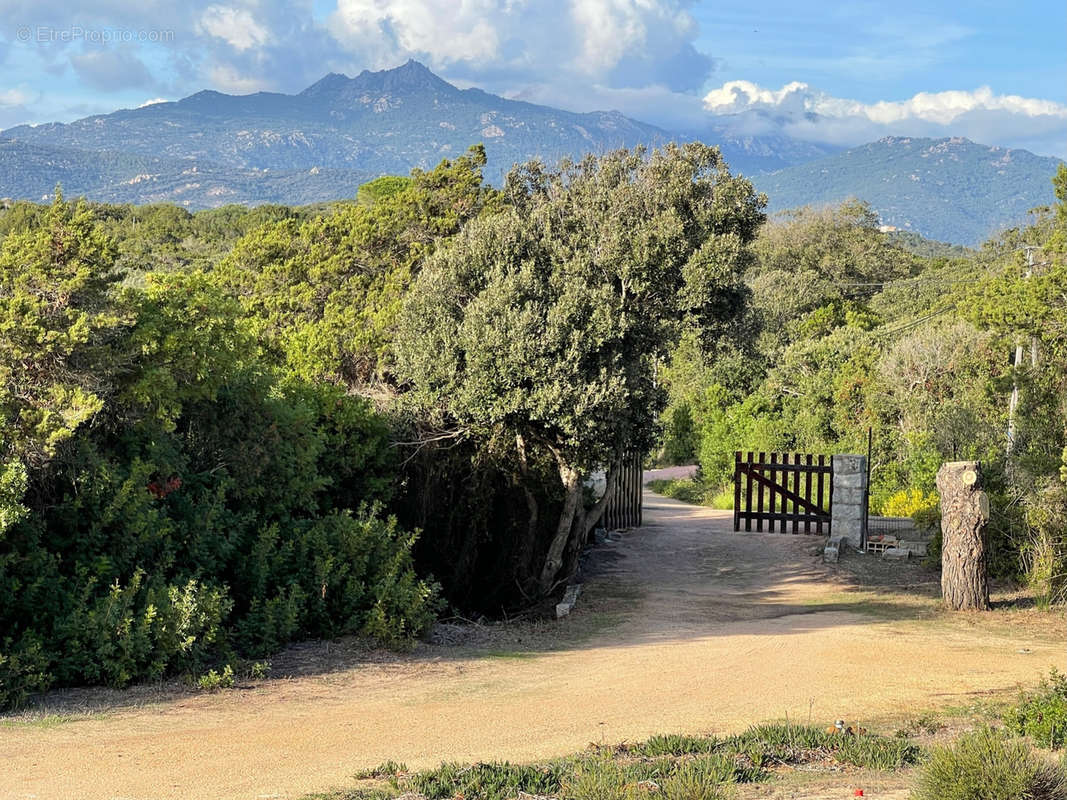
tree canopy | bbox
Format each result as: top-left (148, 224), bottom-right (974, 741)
top-left (396, 143), bottom-right (765, 592)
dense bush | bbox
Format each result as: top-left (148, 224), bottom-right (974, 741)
top-left (912, 726), bottom-right (1067, 800)
top-left (1022, 478), bottom-right (1067, 607)
top-left (656, 181), bottom-right (1067, 593)
top-left (0, 198), bottom-right (439, 709)
top-left (659, 404), bottom-right (698, 466)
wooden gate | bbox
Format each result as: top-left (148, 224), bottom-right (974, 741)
top-left (602, 456), bottom-right (642, 530)
top-left (732, 451), bottom-right (832, 534)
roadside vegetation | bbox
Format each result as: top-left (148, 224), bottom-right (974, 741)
top-left (0, 143), bottom-right (763, 708)
top-left (310, 723), bottom-right (922, 800)
top-left (654, 172), bottom-right (1067, 603)
top-left (309, 681), bottom-right (1067, 800)
top-left (2, 139), bottom-right (1064, 712)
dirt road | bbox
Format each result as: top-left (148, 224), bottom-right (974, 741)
top-left (1, 487), bottom-right (1061, 800)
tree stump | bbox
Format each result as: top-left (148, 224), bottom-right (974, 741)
top-left (936, 461), bottom-right (991, 611)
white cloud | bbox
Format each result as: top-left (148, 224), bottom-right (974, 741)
top-left (703, 81), bottom-right (1067, 157)
top-left (329, 0), bottom-right (713, 92)
top-left (0, 89), bottom-right (29, 107)
top-left (208, 64), bottom-right (273, 93)
top-left (333, 0), bottom-right (502, 65)
top-left (198, 5), bottom-right (274, 51)
top-left (138, 97), bottom-right (169, 107)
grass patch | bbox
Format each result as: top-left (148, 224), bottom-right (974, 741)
top-left (0, 713), bottom-right (78, 729)
top-left (484, 650), bottom-right (539, 660)
top-left (407, 760), bottom-right (573, 799)
top-left (311, 723), bottom-right (918, 800)
top-left (352, 761), bottom-right (408, 780)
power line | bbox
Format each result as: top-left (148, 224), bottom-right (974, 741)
top-left (872, 304), bottom-right (957, 339)
top-left (834, 258), bottom-right (1052, 291)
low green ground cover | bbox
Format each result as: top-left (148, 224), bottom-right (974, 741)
top-left (645, 478), bottom-right (732, 509)
top-left (313, 678), bottom-right (1067, 800)
top-left (311, 723), bottom-right (921, 800)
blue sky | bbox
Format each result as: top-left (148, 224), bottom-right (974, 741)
top-left (692, 2), bottom-right (1065, 105)
top-left (0, 0), bottom-right (1064, 157)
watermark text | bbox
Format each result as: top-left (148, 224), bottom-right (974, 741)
top-left (15, 25), bottom-right (175, 44)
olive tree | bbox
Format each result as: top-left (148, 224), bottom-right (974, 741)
top-left (396, 143), bottom-right (765, 595)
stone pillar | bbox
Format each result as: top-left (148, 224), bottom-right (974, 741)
top-left (831, 455), bottom-right (868, 550)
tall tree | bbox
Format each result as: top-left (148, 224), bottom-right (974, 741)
top-left (215, 146), bottom-right (497, 388)
top-left (0, 193), bottom-right (125, 531)
top-left (396, 143), bottom-right (765, 595)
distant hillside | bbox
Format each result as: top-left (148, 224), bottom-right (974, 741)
top-left (0, 138), bottom-right (373, 207)
top-left (0, 67), bottom-right (1059, 237)
top-left (885, 229), bottom-right (976, 260)
top-left (1, 60), bottom-right (670, 196)
top-left (753, 137), bottom-right (1064, 245)
top-left (0, 61), bottom-right (836, 208)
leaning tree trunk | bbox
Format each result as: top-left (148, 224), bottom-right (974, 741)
top-left (936, 461), bottom-right (991, 611)
top-left (537, 464), bottom-right (583, 596)
top-left (537, 450), bottom-right (623, 598)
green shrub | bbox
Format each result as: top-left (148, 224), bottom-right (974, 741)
top-left (245, 661), bottom-right (270, 680)
top-left (660, 404), bottom-right (698, 466)
top-left (1006, 670), bottom-right (1067, 750)
top-left (709, 486), bottom-right (734, 510)
top-left (409, 760), bottom-right (570, 800)
top-left (727, 723), bottom-right (920, 770)
top-left (646, 478), bottom-right (708, 506)
top-left (1022, 480), bottom-right (1067, 608)
top-left (561, 757), bottom-right (640, 800)
top-left (196, 664), bottom-right (234, 692)
top-left (660, 762), bottom-right (735, 800)
top-left (631, 732), bottom-right (719, 757)
top-left (912, 726), bottom-right (1067, 800)
top-left (0, 635), bottom-right (51, 709)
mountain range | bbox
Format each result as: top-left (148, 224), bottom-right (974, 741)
top-left (756, 136), bottom-right (1063, 244)
top-left (0, 60), bottom-right (1061, 244)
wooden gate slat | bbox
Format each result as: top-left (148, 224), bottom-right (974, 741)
top-left (804, 454), bottom-right (813, 533)
top-left (768, 452), bottom-right (778, 532)
top-left (733, 451), bottom-right (742, 531)
top-left (755, 452), bottom-right (766, 532)
top-left (744, 451), bottom-right (754, 532)
top-left (817, 455), bottom-right (825, 535)
top-left (791, 452), bottom-right (800, 533)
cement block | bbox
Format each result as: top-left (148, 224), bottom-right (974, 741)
top-left (834, 471), bottom-right (867, 489)
top-left (832, 487), bottom-right (866, 505)
top-left (823, 534), bottom-right (848, 563)
top-left (555, 583), bottom-right (583, 618)
top-left (883, 547), bottom-right (910, 560)
top-left (833, 505), bottom-right (863, 522)
top-left (832, 454), bottom-right (867, 474)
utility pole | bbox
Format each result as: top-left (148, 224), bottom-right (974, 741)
top-left (1006, 246), bottom-right (1039, 458)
